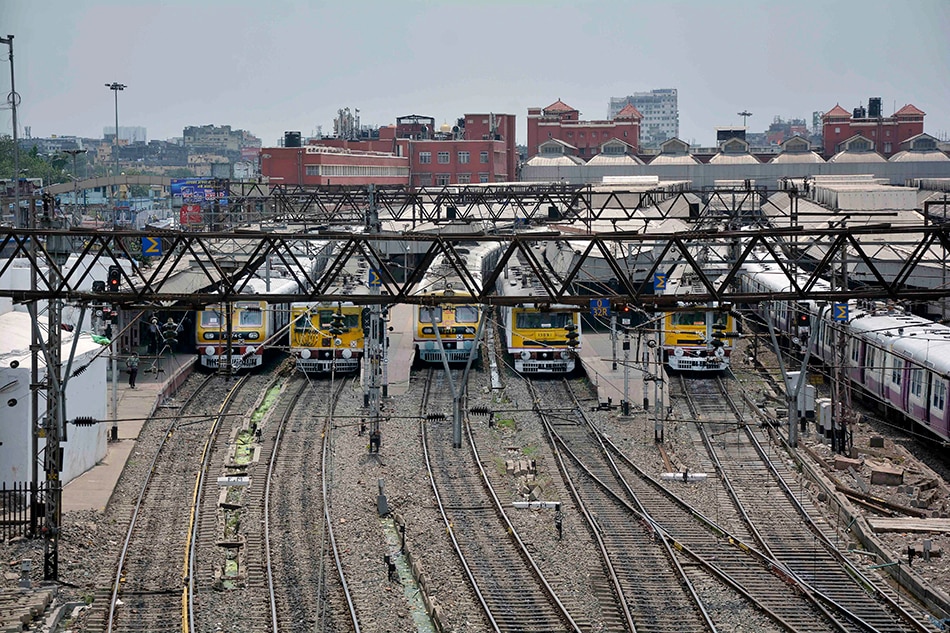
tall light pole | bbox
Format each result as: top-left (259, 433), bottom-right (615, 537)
top-left (63, 149), bottom-right (87, 217)
top-left (738, 110), bottom-right (752, 127)
top-left (105, 82), bottom-right (126, 227)
top-left (1, 35), bottom-right (20, 227)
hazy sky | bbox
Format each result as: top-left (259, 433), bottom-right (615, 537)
top-left (3, 0), bottom-right (949, 147)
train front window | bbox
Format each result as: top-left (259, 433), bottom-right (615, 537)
top-left (201, 310), bottom-right (224, 327)
top-left (672, 312), bottom-right (706, 326)
top-left (420, 306), bottom-right (442, 324)
top-left (516, 312), bottom-right (573, 329)
top-left (455, 305), bottom-right (478, 323)
top-left (239, 307), bottom-right (263, 327)
top-left (294, 313), bottom-right (316, 332)
top-left (318, 310), bottom-right (359, 329)
top-left (671, 312), bottom-right (729, 327)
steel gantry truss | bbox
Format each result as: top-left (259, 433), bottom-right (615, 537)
top-left (2, 223), bottom-right (950, 308)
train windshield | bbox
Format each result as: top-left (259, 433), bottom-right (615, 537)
top-left (672, 312), bottom-right (729, 327)
top-left (200, 310), bottom-right (224, 327)
top-left (419, 306), bottom-right (442, 324)
top-left (516, 312), bottom-right (574, 329)
top-left (455, 305), bottom-right (478, 323)
top-left (318, 310), bottom-right (359, 329)
top-left (238, 306), bottom-right (263, 327)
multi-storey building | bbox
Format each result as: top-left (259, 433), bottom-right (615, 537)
top-left (182, 124), bottom-right (260, 153)
top-left (528, 99), bottom-right (641, 159)
top-left (821, 98), bottom-right (925, 158)
top-left (608, 89), bottom-right (678, 148)
top-left (261, 112), bottom-right (518, 187)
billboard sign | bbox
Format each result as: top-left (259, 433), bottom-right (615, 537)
top-left (170, 178), bottom-right (228, 206)
top-left (180, 204), bottom-right (202, 225)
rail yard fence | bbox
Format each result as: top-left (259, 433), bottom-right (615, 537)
top-left (0, 481), bottom-right (44, 540)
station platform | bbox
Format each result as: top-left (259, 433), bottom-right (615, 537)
top-left (61, 353), bottom-right (196, 513)
top-left (578, 328), bottom-right (653, 413)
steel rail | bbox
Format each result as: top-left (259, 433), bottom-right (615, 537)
top-left (105, 372), bottom-right (216, 633)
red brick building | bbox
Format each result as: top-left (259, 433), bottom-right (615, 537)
top-left (262, 112), bottom-right (518, 187)
top-left (260, 146), bottom-right (409, 186)
top-left (527, 99), bottom-right (641, 159)
top-left (822, 102), bottom-right (925, 158)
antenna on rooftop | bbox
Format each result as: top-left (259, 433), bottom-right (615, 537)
top-left (738, 110), bottom-right (752, 126)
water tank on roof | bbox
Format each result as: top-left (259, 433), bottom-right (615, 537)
top-left (284, 131), bottom-right (302, 147)
top-left (868, 97), bottom-right (882, 118)
top-left (853, 106), bottom-right (866, 119)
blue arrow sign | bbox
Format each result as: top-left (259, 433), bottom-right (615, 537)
top-left (590, 298), bottom-right (610, 318)
top-left (368, 269), bottom-right (381, 287)
top-left (142, 236), bottom-right (162, 257)
top-left (653, 273), bottom-right (667, 292)
top-left (833, 302), bottom-right (849, 322)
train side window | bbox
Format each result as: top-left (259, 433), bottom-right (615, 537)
top-left (891, 357), bottom-right (903, 386)
top-left (910, 368), bottom-right (923, 397)
top-left (867, 347), bottom-right (876, 371)
top-left (932, 378), bottom-right (946, 411)
top-left (850, 339), bottom-right (859, 363)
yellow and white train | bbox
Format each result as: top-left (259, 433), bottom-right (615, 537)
top-left (289, 251), bottom-right (370, 374)
top-left (660, 265), bottom-right (737, 372)
top-left (413, 241), bottom-right (504, 364)
top-left (498, 248), bottom-right (581, 374)
top-left (195, 273), bottom-right (300, 371)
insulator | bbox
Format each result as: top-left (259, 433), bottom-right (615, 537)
top-left (469, 406), bottom-right (491, 417)
top-left (426, 413), bottom-right (447, 421)
top-left (72, 416), bottom-right (98, 427)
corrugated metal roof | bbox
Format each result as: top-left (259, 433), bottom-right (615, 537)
top-left (828, 151), bottom-right (887, 163)
top-left (770, 152), bottom-right (825, 164)
top-left (525, 155), bottom-right (585, 166)
top-left (889, 150), bottom-right (950, 163)
top-left (586, 154), bottom-right (644, 166)
top-left (708, 153), bottom-right (760, 165)
top-left (647, 153), bottom-right (700, 165)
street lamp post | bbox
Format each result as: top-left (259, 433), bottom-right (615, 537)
top-left (105, 82), bottom-right (126, 227)
top-left (1, 35), bottom-right (21, 227)
top-left (63, 149), bottom-right (87, 219)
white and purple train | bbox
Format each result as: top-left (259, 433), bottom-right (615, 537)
top-left (740, 260), bottom-right (950, 444)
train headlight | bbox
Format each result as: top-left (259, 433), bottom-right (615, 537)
top-left (204, 346), bottom-right (216, 356)
top-left (203, 332), bottom-right (215, 340)
top-left (559, 350), bottom-right (571, 360)
top-left (341, 348), bottom-right (353, 359)
top-left (520, 350), bottom-right (531, 361)
top-left (674, 348), bottom-right (684, 357)
top-left (422, 327), bottom-right (434, 335)
top-left (247, 332), bottom-right (260, 340)
top-left (245, 346), bottom-right (257, 356)
top-left (715, 347), bottom-right (724, 358)
top-left (300, 349), bottom-right (311, 360)
top-left (334, 338), bottom-right (343, 347)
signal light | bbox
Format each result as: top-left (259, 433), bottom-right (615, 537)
top-left (107, 265), bottom-right (120, 292)
top-left (330, 311), bottom-right (346, 336)
top-left (564, 322), bottom-right (579, 348)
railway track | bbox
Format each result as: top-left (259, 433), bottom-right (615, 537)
top-left (675, 374), bottom-right (935, 632)
top-left (188, 367), bottom-right (287, 632)
top-left (265, 372), bottom-right (356, 632)
top-left (420, 367), bottom-right (582, 633)
top-left (83, 371), bottom-right (264, 632)
top-left (530, 378), bottom-right (719, 633)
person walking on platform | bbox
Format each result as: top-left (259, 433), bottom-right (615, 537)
top-left (126, 352), bottom-right (139, 388)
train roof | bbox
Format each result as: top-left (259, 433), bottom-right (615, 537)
top-left (414, 240), bottom-right (503, 297)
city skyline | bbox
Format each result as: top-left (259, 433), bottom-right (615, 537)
top-left (2, 0), bottom-right (949, 148)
